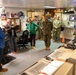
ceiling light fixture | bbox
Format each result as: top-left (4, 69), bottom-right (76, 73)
top-left (44, 6), bottom-right (56, 9)
top-left (72, 0), bottom-right (76, 2)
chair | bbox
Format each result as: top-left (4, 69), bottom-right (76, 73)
top-left (17, 30), bottom-right (29, 49)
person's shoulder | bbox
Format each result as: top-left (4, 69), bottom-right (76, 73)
top-left (0, 27), bottom-right (3, 30)
top-left (0, 27), bottom-right (2, 31)
top-left (32, 22), bottom-right (38, 25)
top-left (27, 23), bottom-right (30, 25)
top-left (0, 28), bottom-right (3, 33)
top-left (48, 20), bottom-right (52, 23)
top-left (58, 19), bottom-right (61, 22)
top-left (48, 21), bottom-right (53, 26)
top-left (32, 22), bottom-right (35, 24)
top-left (42, 21), bottom-right (45, 23)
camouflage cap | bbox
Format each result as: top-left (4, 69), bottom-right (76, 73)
top-left (45, 14), bottom-right (50, 17)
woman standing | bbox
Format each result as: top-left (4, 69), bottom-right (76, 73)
top-left (26, 18), bottom-right (39, 49)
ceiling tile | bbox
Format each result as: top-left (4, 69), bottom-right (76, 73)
top-left (2, 0), bottom-right (76, 8)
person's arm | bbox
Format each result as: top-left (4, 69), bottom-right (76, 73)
top-left (42, 21), bottom-right (44, 28)
top-left (50, 22), bottom-right (53, 31)
top-left (58, 20), bottom-right (61, 27)
top-left (0, 28), bottom-right (5, 39)
top-left (26, 24), bottom-right (30, 32)
top-left (33, 22), bottom-right (39, 31)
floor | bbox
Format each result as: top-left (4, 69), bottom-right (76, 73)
top-left (0, 39), bottom-right (63, 75)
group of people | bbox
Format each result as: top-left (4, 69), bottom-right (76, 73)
top-left (26, 14), bottom-right (61, 50)
top-left (0, 14), bottom-right (61, 72)
top-left (0, 19), bottom-right (18, 72)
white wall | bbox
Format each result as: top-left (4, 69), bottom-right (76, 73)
top-left (5, 7), bottom-right (27, 17)
top-left (27, 10), bottom-right (44, 19)
top-left (5, 7), bottom-right (27, 31)
top-left (4, 8), bottom-right (44, 31)
top-left (5, 8), bottom-right (44, 18)
top-left (34, 10), bottom-right (44, 17)
top-left (0, 0), bottom-right (3, 7)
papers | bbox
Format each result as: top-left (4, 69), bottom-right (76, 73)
top-left (40, 65), bottom-right (57, 75)
top-left (48, 48), bottom-right (74, 60)
top-left (48, 50), bottom-right (64, 60)
top-left (39, 60), bottom-right (64, 75)
top-left (50, 60), bottom-right (64, 67)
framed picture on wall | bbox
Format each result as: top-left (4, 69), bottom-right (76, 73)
top-left (16, 19), bottom-right (20, 25)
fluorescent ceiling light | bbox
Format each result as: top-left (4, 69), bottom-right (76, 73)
top-left (44, 6), bottom-right (56, 8)
top-left (72, 0), bottom-right (76, 2)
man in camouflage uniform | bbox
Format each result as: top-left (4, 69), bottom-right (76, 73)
top-left (53, 15), bottom-right (61, 42)
top-left (42, 15), bottom-right (53, 50)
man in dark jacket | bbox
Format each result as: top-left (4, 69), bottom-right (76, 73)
top-left (0, 27), bottom-right (8, 72)
top-left (6, 19), bottom-right (18, 53)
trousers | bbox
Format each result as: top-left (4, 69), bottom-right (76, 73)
top-left (30, 34), bottom-right (36, 46)
top-left (43, 35), bottom-right (51, 47)
top-left (0, 48), bottom-right (3, 70)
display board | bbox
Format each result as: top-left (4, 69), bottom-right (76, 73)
top-left (62, 13), bottom-right (76, 39)
top-left (62, 13), bottom-right (76, 28)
